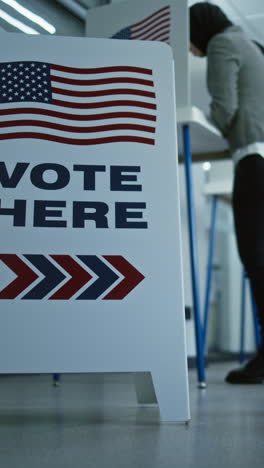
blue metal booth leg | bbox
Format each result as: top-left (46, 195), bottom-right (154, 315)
top-left (249, 283), bottom-right (262, 350)
top-left (182, 124), bottom-right (206, 386)
top-left (203, 195), bottom-right (218, 352)
top-left (239, 269), bottom-right (247, 364)
top-left (53, 373), bottom-right (61, 386)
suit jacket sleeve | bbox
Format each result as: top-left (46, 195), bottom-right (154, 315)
top-left (207, 34), bottom-right (241, 137)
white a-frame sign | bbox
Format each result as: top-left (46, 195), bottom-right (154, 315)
top-left (0, 34), bottom-right (190, 422)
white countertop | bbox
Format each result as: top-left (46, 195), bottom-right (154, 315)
top-left (176, 106), bottom-right (229, 157)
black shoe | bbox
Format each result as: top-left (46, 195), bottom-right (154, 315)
top-left (225, 351), bottom-right (264, 384)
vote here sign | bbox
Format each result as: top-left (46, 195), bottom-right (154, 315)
top-left (0, 34), bottom-right (189, 422)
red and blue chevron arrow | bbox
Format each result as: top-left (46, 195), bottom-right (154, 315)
top-left (0, 254), bottom-right (38, 299)
top-left (49, 255), bottom-right (92, 300)
top-left (0, 254), bottom-right (144, 300)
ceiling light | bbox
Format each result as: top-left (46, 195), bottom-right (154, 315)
top-left (0, 0), bottom-right (56, 33)
top-left (203, 162), bottom-right (211, 172)
top-left (0, 8), bottom-right (39, 33)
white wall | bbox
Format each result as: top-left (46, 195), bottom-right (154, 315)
top-left (213, 0), bottom-right (264, 43)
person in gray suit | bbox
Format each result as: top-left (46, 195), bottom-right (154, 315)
top-left (189, 2), bottom-right (264, 383)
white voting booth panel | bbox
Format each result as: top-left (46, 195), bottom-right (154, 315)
top-left (0, 34), bottom-right (190, 422)
top-left (85, 0), bottom-right (190, 109)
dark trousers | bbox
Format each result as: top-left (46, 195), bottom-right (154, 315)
top-left (232, 154), bottom-right (264, 350)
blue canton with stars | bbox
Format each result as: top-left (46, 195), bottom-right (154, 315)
top-left (112, 27), bottom-right (132, 39)
top-left (0, 61), bottom-right (52, 104)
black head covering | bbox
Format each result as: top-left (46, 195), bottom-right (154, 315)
top-left (189, 2), bottom-right (233, 54)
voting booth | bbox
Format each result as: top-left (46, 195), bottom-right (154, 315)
top-left (85, 0), bottom-right (231, 386)
top-left (0, 34), bottom-right (190, 422)
top-left (85, 0), bottom-right (190, 109)
top-left (85, 0), bottom-right (226, 153)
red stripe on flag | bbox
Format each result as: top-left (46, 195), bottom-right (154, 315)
top-left (0, 108), bottom-right (157, 122)
top-left (150, 31), bottom-right (170, 41)
top-left (50, 64), bottom-right (153, 75)
top-left (0, 132), bottom-right (155, 145)
top-left (51, 75), bottom-right (154, 87)
top-left (132, 5), bottom-right (170, 28)
top-left (132, 11), bottom-right (170, 34)
top-left (52, 98), bottom-right (157, 110)
top-left (132, 18), bottom-right (170, 39)
top-left (132, 23), bottom-right (170, 41)
top-left (0, 120), bottom-right (156, 133)
top-left (155, 36), bottom-right (170, 43)
top-left (52, 86), bottom-right (156, 98)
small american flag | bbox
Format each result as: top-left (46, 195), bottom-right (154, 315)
top-left (112, 5), bottom-right (171, 44)
top-left (0, 61), bottom-right (157, 146)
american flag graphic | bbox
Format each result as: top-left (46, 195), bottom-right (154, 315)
top-left (0, 61), bottom-right (157, 146)
top-left (112, 5), bottom-right (171, 44)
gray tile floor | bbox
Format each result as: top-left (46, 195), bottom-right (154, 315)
top-left (0, 362), bottom-right (264, 468)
